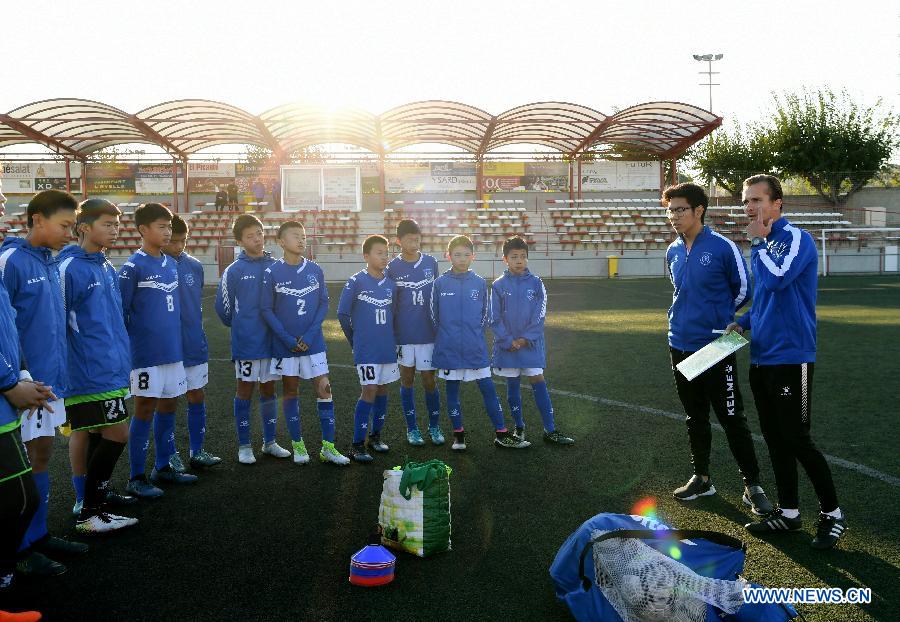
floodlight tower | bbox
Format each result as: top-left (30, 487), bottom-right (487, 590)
top-left (693, 53), bottom-right (723, 112)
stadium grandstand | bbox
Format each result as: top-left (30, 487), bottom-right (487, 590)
top-left (1, 98), bottom-right (897, 279)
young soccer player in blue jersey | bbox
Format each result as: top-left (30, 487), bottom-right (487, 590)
top-left (337, 235), bottom-right (399, 463)
top-left (430, 235), bottom-right (528, 451)
top-left (0, 189), bottom-right (87, 575)
top-left (216, 214), bottom-right (290, 465)
top-left (59, 199), bottom-right (139, 534)
top-left (0, 182), bottom-right (60, 589)
top-left (159, 215), bottom-right (221, 471)
top-left (385, 219), bottom-right (443, 446)
top-left (119, 203), bottom-right (197, 498)
top-left (491, 236), bottom-right (574, 446)
top-left (261, 221), bottom-right (349, 466)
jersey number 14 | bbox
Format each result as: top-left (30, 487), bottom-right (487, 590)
top-left (411, 290), bottom-right (425, 306)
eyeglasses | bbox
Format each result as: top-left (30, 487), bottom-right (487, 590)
top-left (665, 207), bottom-right (692, 216)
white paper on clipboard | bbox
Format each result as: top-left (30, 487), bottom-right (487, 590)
top-left (676, 332), bottom-right (749, 381)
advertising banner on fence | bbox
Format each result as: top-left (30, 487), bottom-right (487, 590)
top-left (1, 161), bottom-right (83, 193)
top-left (481, 161), bottom-right (569, 192)
top-left (86, 163), bottom-right (136, 194)
top-left (580, 161), bottom-right (660, 191)
top-left (384, 162), bottom-right (475, 193)
top-left (135, 164), bottom-right (184, 194)
top-left (323, 166), bottom-right (360, 210)
top-left (188, 162), bottom-right (235, 193)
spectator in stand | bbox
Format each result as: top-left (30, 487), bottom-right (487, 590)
top-left (272, 179), bottom-right (282, 211)
top-left (214, 186), bottom-right (228, 212)
top-left (252, 180), bottom-right (266, 209)
top-left (227, 182), bottom-right (239, 210)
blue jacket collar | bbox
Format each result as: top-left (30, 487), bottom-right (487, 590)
top-left (771, 216), bottom-right (789, 233)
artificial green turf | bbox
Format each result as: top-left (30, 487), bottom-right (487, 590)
top-left (10, 275), bottom-right (899, 621)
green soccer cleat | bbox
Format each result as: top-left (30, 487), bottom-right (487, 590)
top-left (292, 439), bottom-right (310, 465)
top-left (494, 432), bottom-right (531, 449)
top-left (320, 441), bottom-right (350, 466)
top-left (168, 452), bottom-right (187, 473)
top-left (189, 449), bottom-right (222, 468)
top-left (407, 428), bottom-right (425, 446)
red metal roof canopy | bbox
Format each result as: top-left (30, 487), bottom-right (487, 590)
top-left (0, 98), bottom-right (721, 160)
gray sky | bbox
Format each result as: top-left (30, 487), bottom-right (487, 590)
top-left (2, 0), bottom-right (898, 131)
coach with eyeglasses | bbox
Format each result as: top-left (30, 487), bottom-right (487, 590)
top-left (663, 182), bottom-right (774, 517)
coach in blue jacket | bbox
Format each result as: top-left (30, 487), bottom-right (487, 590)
top-left (729, 174), bottom-right (845, 550)
top-left (664, 183), bottom-right (772, 516)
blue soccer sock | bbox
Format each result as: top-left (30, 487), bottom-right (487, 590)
top-left (506, 376), bottom-right (524, 429)
top-left (476, 377), bottom-right (506, 432)
top-left (153, 411), bottom-right (176, 470)
top-left (283, 397), bottom-right (302, 442)
top-left (317, 398), bottom-right (335, 443)
top-left (445, 380), bottom-right (464, 431)
top-left (531, 380), bottom-right (556, 432)
top-left (233, 398), bottom-right (251, 446)
top-left (129, 416), bottom-right (152, 478)
top-left (400, 385), bottom-right (417, 431)
top-left (353, 399), bottom-right (373, 444)
top-left (260, 395), bottom-right (277, 444)
top-left (187, 401), bottom-right (206, 455)
top-left (72, 474), bottom-right (86, 504)
top-left (372, 394), bottom-right (388, 434)
top-left (19, 470), bottom-right (49, 551)
top-left (425, 389), bottom-right (441, 428)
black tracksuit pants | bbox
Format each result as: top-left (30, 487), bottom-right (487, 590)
top-left (0, 428), bottom-right (39, 578)
top-left (749, 362), bottom-right (839, 512)
top-left (671, 347), bottom-right (761, 486)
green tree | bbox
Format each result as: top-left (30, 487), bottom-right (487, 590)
top-left (243, 143), bottom-right (325, 168)
top-left (685, 122), bottom-right (773, 199)
top-left (769, 88), bottom-right (899, 205)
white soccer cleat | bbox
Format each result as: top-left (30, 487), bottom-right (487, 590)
top-left (262, 441), bottom-right (291, 458)
top-left (292, 439), bottom-right (310, 465)
top-left (75, 512), bottom-right (138, 534)
top-left (238, 445), bottom-right (257, 464)
top-left (319, 441), bottom-right (350, 466)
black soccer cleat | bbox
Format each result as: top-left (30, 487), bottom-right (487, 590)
top-left (811, 513), bottom-right (847, 550)
top-left (673, 475), bottom-right (716, 501)
top-left (349, 443), bottom-right (373, 463)
top-left (745, 508), bottom-right (803, 534)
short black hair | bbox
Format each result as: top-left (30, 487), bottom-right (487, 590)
top-left (447, 235), bottom-right (474, 253)
top-left (502, 236), bottom-right (529, 257)
top-left (396, 219), bottom-right (421, 239)
top-left (233, 214), bottom-right (264, 241)
top-left (743, 174), bottom-right (784, 203)
top-left (76, 198), bottom-right (120, 228)
top-left (363, 234), bottom-right (389, 255)
top-left (134, 203), bottom-right (173, 229)
top-left (277, 221), bottom-right (305, 239)
top-left (27, 189), bottom-right (78, 228)
top-left (171, 215), bottom-right (189, 236)
top-left (662, 183), bottom-right (708, 224)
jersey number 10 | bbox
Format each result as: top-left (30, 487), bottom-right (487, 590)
top-left (374, 308), bottom-right (387, 324)
top-left (166, 294), bottom-right (174, 312)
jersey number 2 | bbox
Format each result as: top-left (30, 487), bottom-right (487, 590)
top-left (296, 299), bottom-right (306, 316)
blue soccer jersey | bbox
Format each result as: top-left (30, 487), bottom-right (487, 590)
top-left (118, 249), bottom-right (183, 369)
top-left (173, 251), bottom-right (209, 367)
top-left (215, 251), bottom-right (276, 361)
top-left (261, 257), bottom-right (328, 359)
top-left (386, 252), bottom-right (438, 345)
top-left (336, 270), bottom-right (397, 365)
